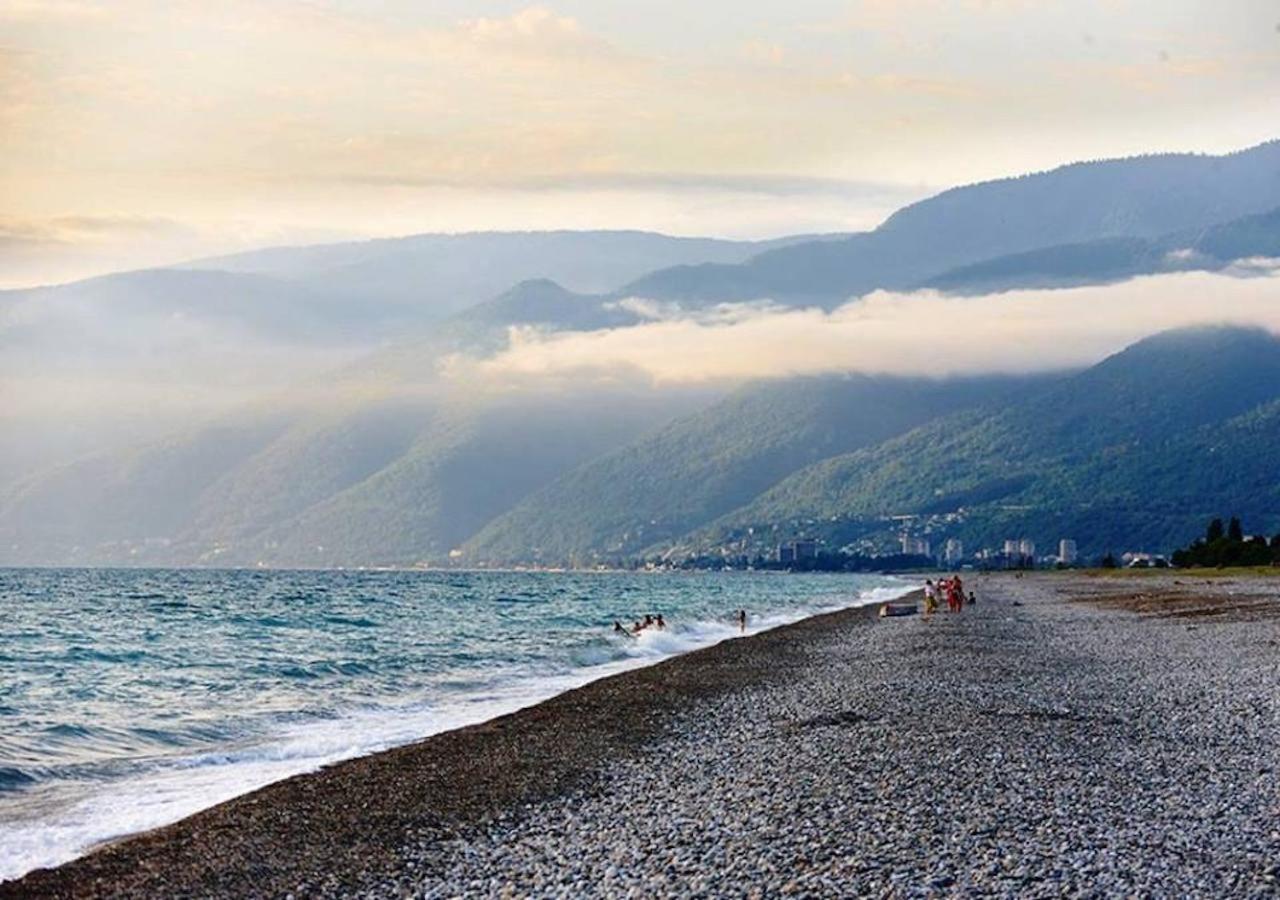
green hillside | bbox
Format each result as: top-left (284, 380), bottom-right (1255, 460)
top-left (688, 327), bottom-right (1280, 559)
top-left (463, 375), bottom-right (1037, 564)
top-left (0, 412), bottom-right (296, 565)
top-left (199, 388), bottom-right (690, 567)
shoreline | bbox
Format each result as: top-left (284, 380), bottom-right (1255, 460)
top-left (2, 589), bottom-right (914, 897)
top-left (8, 573), bottom-right (1279, 897)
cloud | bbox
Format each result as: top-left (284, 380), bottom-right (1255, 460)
top-left (451, 7), bottom-right (628, 65)
top-left (453, 267), bottom-right (1280, 385)
top-left (0, 214), bottom-right (195, 247)
top-left (0, 1), bottom-right (111, 21)
top-left (326, 169), bottom-right (928, 200)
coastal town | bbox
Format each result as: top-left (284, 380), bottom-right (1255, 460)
top-left (658, 520), bottom-right (1171, 573)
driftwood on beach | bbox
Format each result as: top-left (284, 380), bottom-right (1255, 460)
top-left (878, 601), bottom-right (919, 617)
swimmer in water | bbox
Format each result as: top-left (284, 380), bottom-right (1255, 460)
top-left (737, 609), bottom-right (747, 633)
top-left (655, 613), bottom-right (666, 630)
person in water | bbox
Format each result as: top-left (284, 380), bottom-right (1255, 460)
top-left (655, 614), bottom-right (666, 630)
top-left (737, 609), bottom-right (747, 632)
top-left (643, 614), bottom-right (654, 630)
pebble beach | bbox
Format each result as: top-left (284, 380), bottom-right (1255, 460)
top-left (6, 572), bottom-right (1280, 898)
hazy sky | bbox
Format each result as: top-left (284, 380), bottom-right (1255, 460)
top-left (3, 0), bottom-right (1278, 285)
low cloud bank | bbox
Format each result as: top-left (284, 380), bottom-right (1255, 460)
top-left (458, 266), bottom-right (1280, 385)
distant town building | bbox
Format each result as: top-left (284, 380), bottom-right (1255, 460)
top-left (1122, 551), bottom-right (1169, 568)
top-left (943, 538), bottom-right (964, 565)
top-left (1058, 539), bottom-right (1078, 565)
top-left (792, 539), bottom-right (818, 560)
top-left (901, 534), bottom-right (931, 556)
top-left (1003, 539), bottom-right (1021, 558)
top-left (1019, 538), bottom-right (1036, 559)
top-left (776, 539), bottom-right (817, 564)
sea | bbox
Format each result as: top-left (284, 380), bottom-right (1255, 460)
top-left (0, 567), bottom-right (911, 881)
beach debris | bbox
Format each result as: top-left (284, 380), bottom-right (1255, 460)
top-left (879, 602), bottom-right (918, 618)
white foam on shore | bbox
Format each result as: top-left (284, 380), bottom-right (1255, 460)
top-left (0, 582), bottom-right (914, 882)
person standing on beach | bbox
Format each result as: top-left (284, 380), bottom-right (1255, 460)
top-left (923, 580), bottom-right (938, 618)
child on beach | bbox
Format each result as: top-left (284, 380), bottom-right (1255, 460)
top-left (923, 580), bottom-right (938, 618)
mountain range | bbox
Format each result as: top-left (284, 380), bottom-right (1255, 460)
top-left (3, 140), bottom-right (1280, 567)
top-left (673, 326), bottom-right (1280, 562)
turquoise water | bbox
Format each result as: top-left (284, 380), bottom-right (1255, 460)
top-left (0, 567), bottom-right (910, 880)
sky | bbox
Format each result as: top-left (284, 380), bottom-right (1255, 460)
top-left (2, 0), bottom-right (1279, 286)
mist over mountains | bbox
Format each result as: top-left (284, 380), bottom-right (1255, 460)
top-left (3, 141), bottom-right (1280, 567)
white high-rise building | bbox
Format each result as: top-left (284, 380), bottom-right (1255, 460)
top-left (901, 535), bottom-right (931, 556)
top-left (1058, 539), bottom-right (1078, 565)
top-left (1019, 538), bottom-right (1036, 559)
top-left (943, 538), bottom-right (964, 565)
top-left (1003, 539), bottom-right (1020, 558)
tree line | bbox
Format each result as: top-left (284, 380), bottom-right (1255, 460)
top-left (1170, 517), bottom-right (1280, 568)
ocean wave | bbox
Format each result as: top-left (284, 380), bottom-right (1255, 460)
top-left (0, 574), bottom-right (915, 882)
top-left (0, 767), bottom-right (36, 793)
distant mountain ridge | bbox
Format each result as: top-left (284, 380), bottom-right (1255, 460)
top-left (922, 205), bottom-right (1280, 294)
top-left (6, 141), bottom-right (1280, 566)
top-left (618, 141), bottom-right (1280, 306)
top-left (0, 231), bottom-right (794, 487)
top-left (181, 230), bottom-right (826, 322)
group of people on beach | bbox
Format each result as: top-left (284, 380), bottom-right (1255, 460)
top-left (613, 613), bottom-right (666, 637)
top-left (611, 610), bottom-right (748, 638)
top-left (923, 576), bottom-right (974, 617)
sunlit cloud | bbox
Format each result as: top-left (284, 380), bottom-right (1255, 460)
top-left (1, 1), bottom-right (1277, 285)
top-left (452, 267), bottom-right (1280, 385)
